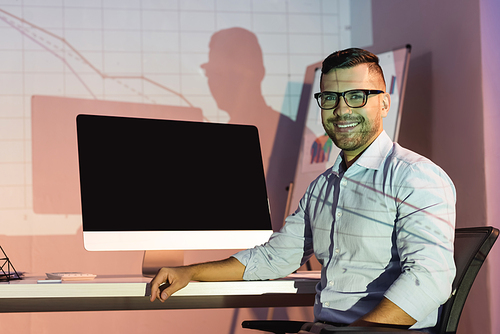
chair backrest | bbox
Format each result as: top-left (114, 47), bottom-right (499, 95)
top-left (433, 226), bottom-right (499, 334)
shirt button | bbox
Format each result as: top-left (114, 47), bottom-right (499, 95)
top-left (328, 280), bottom-right (334, 286)
top-left (341, 179), bottom-right (347, 186)
top-left (336, 211), bottom-right (342, 217)
top-left (335, 248), bottom-right (340, 254)
top-left (324, 302), bottom-right (330, 307)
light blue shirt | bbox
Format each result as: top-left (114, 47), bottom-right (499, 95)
top-left (233, 131), bottom-right (456, 329)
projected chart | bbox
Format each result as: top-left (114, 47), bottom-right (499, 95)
top-left (0, 1), bottom-right (352, 236)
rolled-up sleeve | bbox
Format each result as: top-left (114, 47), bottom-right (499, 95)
top-left (233, 193), bottom-right (315, 280)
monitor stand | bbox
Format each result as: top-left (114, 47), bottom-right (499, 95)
top-left (142, 250), bottom-right (184, 277)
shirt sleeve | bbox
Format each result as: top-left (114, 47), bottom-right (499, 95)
top-left (233, 190), bottom-right (315, 280)
top-left (384, 161), bottom-right (456, 322)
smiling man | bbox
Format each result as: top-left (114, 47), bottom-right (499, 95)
top-left (318, 54), bottom-right (390, 167)
top-left (150, 48), bottom-right (456, 333)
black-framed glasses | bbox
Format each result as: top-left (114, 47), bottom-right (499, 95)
top-left (314, 90), bottom-right (384, 110)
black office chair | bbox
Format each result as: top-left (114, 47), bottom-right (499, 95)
top-left (242, 226), bottom-right (499, 334)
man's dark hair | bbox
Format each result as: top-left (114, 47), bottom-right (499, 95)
top-left (322, 48), bottom-right (385, 86)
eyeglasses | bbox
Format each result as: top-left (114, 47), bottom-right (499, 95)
top-left (314, 90), bottom-right (384, 110)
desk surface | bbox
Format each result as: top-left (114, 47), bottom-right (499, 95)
top-left (0, 274), bottom-right (319, 313)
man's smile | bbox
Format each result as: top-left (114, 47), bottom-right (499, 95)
top-left (327, 117), bottom-right (363, 133)
top-left (336, 122), bottom-right (359, 129)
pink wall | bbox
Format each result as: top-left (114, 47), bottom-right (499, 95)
top-left (480, 0), bottom-right (500, 333)
top-left (370, 0), bottom-right (497, 333)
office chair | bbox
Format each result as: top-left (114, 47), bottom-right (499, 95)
top-left (242, 226), bottom-right (499, 334)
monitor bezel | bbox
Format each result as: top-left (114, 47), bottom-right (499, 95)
top-left (77, 114), bottom-right (274, 251)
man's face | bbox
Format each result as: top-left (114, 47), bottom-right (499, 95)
top-left (320, 64), bottom-right (390, 158)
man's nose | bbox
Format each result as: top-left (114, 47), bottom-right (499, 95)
top-left (334, 97), bottom-right (352, 116)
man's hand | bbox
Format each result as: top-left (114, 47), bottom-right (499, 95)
top-left (149, 266), bottom-right (194, 302)
top-left (149, 257), bottom-right (246, 302)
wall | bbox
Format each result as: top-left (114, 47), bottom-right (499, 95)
top-left (370, 0), bottom-right (495, 333)
top-left (481, 0), bottom-right (500, 333)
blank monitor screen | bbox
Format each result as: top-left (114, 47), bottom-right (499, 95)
top-left (77, 114), bottom-right (273, 251)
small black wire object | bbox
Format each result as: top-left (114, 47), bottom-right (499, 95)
top-left (0, 245), bottom-right (21, 281)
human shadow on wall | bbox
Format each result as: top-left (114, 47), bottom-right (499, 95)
top-left (201, 28), bottom-right (305, 231)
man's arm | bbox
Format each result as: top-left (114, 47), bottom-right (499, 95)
top-left (149, 256), bottom-right (245, 302)
top-left (349, 297), bottom-right (416, 328)
top-left (373, 160), bottom-right (456, 325)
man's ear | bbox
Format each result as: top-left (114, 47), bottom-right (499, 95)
top-left (381, 93), bottom-right (391, 118)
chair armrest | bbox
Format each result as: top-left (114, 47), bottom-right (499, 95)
top-left (308, 324), bottom-right (420, 333)
top-left (241, 320), bottom-right (420, 334)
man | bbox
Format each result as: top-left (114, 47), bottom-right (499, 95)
top-left (150, 48), bottom-right (456, 331)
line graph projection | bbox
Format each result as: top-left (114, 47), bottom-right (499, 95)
top-left (0, 1), bottom-right (351, 236)
top-left (0, 8), bottom-right (193, 106)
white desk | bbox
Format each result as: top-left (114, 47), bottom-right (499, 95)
top-left (0, 275), bottom-right (318, 313)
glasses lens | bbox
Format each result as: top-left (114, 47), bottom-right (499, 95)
top-left (318, 93), bottom-right (338, 109)
top-left (345, 90), bottom-right (367, 107)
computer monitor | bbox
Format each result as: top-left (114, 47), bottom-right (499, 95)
top-left (76, 114), bottom-right (274, 252)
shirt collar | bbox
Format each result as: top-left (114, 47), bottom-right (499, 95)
top-left (331, 130), bottom-right (393, 173)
